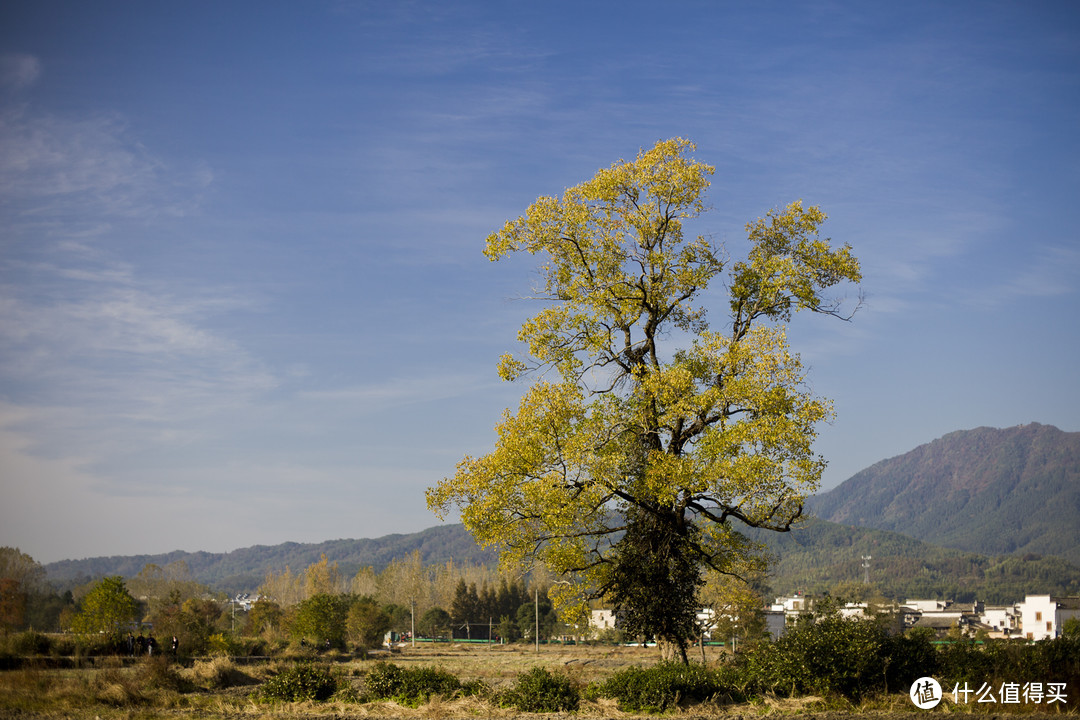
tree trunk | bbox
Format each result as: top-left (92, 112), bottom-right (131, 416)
top-left (658, 638), bottom-right (689, 664)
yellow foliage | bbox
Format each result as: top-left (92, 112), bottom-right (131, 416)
top-left (427, 138), bottom-right (861, 621)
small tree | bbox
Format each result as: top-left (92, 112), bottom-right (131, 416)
top-left (497, 614), bottom-right (521, 642)
top-left (347, 596), bottom-right (391, 649)
top-left (699, 572), bottom-right (766, 648)
top-left (71, 576), bottom-right (140, 638)
top-left (449, 579), bottom-right (479, 627)
top-left (291, 593), bottom-right (349, 648)
top-left (245, 599), bottom-right (284, 638)
top-left (516, 596), bottom-right (559, 642)
top-left (418, 607), bottom-right (451, 639)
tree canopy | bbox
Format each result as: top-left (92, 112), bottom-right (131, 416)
top-left (71, 576), bottom-right (140, 638)
top-left (427, 138), bottom-right (861, 659)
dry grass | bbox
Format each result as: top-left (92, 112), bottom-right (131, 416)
top-left (1, 644), bottom-right (1076, 719)
top-left (365, 641), bottom-right (664, 689)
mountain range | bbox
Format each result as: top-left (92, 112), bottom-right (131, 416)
top-left (807, 423), bottom-right (1080, 565)
top-left (43, 423), bottom-right (1080, 601)
top-left (44, 524), bottom-right (496, 594)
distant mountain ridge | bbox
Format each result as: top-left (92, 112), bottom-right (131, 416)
top-left (44, 524), bottom-right (496, 593)
top-left (43, 423), bottom-right (1080, 600)
top-left (808, 423), bottom-right (1080, 565)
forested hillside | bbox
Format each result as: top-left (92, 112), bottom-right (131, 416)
top-left (43, 423), bottom-right (1080, 601)
top-left (753, 517), bottom-right (1080, 603)
top-left (44, 517), bottom-right (1080, 603)
top-left (808, 423), bottom-right (1080, 564)
top-left (44, 524), bottom-right (496, 593)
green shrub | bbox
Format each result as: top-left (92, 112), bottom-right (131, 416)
top-left (884, 628), bottom-right (939, 693)
top-left (592, 662), bottom-right (730, 712)
top-left (937, 636), bottom-right (1080, 689)
top-left (936, 640), bottom-right (995, 687)
top-left (503, 666), bottom-right (580, 713)
top-left (206, 632), bottom-right (240, 656)
top-left (749, 614), bottom-right (890, 699)
top-left (364, 661), bottom-right (462, 706)
top-left (1032, 635), bottom-right (1080, 685)
top-left (254, 663), bottom-right (340, 703)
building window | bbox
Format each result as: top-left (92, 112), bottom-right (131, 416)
top-left (1047, 621), bottom-right (1053, 632)
top-left (1036, 612), bottom-right (1043, 621)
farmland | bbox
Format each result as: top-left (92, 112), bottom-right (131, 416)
top-left (1, 640), bottom-right (1077, 719)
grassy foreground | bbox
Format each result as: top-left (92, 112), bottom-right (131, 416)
top-left (0, 642), bottom-right (1074, 719)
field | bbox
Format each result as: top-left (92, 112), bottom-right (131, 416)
top-left (0, 642), bottom-right (1075, 719)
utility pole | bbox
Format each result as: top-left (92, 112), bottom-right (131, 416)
top-left (862, 555), bottom-right (872, 584)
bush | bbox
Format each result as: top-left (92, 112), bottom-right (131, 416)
top-left (937, 636), bottom-right (1080, 690)
top-left (364, 661), bottom-right (462, 706)
top-left (884, 628), bottom-right (939, 693)
top-left (749, 614), bottom-right (891, 699)
top-left (592, 662), bottom-right (732, 712)
top-left (504, 666), bottom-right (580, 713)
top-left (10, 631), bottom-right (52, 656)
top-left (254, 663), bottom-right (340, 703)
top-left (135, 655), bottom-right (192, 693)
top-left (205, 632), bottom-right (238, 656)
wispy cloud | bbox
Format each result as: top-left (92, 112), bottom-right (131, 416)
top-left (0, 54), bottom-right (41, 90)
top-left (0, 103), bottom-right (211, 225)
top-left (976, 244), bottom-right (1080, 307)
top-left (298, 372), bottom-right (498, 411)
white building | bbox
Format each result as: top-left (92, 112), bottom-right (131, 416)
top-left (1018, 595), bottom-right (1080, 640)
top-left (233, 593), bottom-right (262, 611)
top-left (979, 605), bottom-right (1021, 637)
top-left (905, 599), bottom-right (951, 613)
top-left (771, 594), bottom-right (811, 617)
top-left (589, 608), bottom-right (616, 634)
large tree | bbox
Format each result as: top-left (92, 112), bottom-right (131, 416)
top-left (427, 139), bottom-right (861, 661)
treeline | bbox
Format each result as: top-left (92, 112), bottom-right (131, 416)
top-left (255, 551), bottom-right (562, 643)
top-left (42, 525), bottom-right (497, 593)
top-left (2, 546), bottom-right (570, 655)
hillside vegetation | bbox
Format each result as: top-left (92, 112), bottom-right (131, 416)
top-left (755, 517), bottom-right (1080, 603)
top-left (44, 525), bottom-right (496, 594)
top-left (809, 423), bottom-right (1080, 565)
top-left (42, 423), bottom-right (1080, 602)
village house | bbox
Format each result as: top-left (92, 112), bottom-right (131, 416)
top-left (1017, 595), bottom-right (1080, 640)
top-left (978, 604), bottom-right (1022, 637)
top-left (584, 593), bottom-right (1079, 643)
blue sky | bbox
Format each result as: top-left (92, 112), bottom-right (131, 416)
top-left (2, 1), bottom-right (1078, 564)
